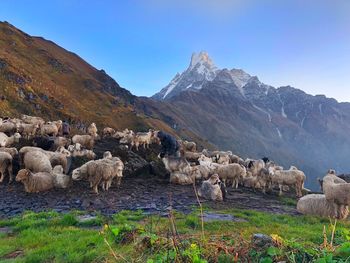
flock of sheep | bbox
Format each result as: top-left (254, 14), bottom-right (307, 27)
top-left (0, 114), bottom-right (349, 220)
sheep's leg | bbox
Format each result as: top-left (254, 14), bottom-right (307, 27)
top-left (92, 184), bottom-right (99, 194)
top-left (0, 171), bottom-right (3, 183)
top-left (278, 184), bottom-right (283, 196)
top-left (295, 183), bottom-right (301, 197)
top-left (8, 165), bottom-right (13, 183)
top-left (106, 180), bottom-right (111, 191)
top-left (116, 177), bottom-right (122, 187)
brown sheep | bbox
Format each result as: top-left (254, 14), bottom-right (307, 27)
top-left (0, 147), bottom-right (18, 158)
top-left (16, 169), bottom-right (54, 193)
top-left (0, 152), bottom-right (13, 183)
top-left (103, 127), bottom-right (116, 137)
top-left (23, 151), bottom-right (52, 173)
top-left (72, 135), bottom-right (94, 150)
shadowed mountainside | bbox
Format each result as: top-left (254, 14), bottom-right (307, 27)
top-left (153, 52), bottom-right (350, 190)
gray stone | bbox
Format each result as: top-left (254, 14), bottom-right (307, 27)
top-left (0, 227), bottom-right (13, 235)
top-left (202, 212), bottom-right (247, 222)
top-left (77, 215), bottom-right (97, 223)
top-left (252, 233), bottom-right (275, 249)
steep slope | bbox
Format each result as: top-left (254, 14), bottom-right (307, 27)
top-left (0, 21), bottom-right (213, 149)
top-left (153, 52), bottom-right (350, 189)
top-left (0, 21), bottom-right (141, 128)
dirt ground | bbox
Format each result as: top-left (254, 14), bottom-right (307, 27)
top-left (0, 137), bottom-right (299, 218)
top-left (0, 175), bottom-right (298, 218)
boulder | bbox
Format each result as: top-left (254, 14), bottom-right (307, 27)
top-left (251, 233), bottom-right (274, 249)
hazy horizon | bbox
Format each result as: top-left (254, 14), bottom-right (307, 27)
top-left (1, 0), bottom-right (349, 102)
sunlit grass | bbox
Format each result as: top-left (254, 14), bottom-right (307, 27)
top-left (0, 209), bottom-right (349, 262)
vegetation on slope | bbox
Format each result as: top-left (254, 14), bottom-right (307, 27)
top-left (0, 21), bottom-right (212, 149)
top-left (0, 209), bottom-right (349, 262)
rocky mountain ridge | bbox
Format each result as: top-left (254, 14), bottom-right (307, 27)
top-left (153, 52), bottom-right (350, 189)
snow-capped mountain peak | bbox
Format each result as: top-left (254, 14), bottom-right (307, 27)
top-left (189, 51), bottom-right (216, 70)
top-left (152, 52), bottom-right (253, 100)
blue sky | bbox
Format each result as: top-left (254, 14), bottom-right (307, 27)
top-left (1, 0), bottom-right (349, 101)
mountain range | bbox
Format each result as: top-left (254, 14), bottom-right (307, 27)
top-left (1, 21), bottom-right (349, 190)
top-left (153, 51), bottom-right (350, 189)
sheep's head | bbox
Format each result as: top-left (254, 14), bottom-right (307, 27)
top-left (208, 174), bottom-right (221, 185)
top-left (72, 143), bottom-right (81, 151)
top-left (72, 168), bottom-right (82, 180)
top-left (116, 163), bottom-right (124, 179)
top-left (327, 169), bottom-right (336, 175)
top-left (86, 150), bottom-right (96, 160)
top-left (53, 165), bottom-right (64, 174)
top-left (198, 154), bottom-right (211, 163)
top-left (13, 133), bottom-right (21, 141)
top-left (56, 146), bottom-right (71, 157)
top-left (67, 145), bottom-right (75, 152)
top-left (16, 169), bottom-right (31, 182)
top-left (12, 148), bottom-right (19, 155)
top-left (268, 166), bottom-right (276, 176)
top-left (103, 151), bottom-right (112, 159)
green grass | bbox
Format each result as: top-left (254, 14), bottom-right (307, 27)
top-left (0, 209), bottom-right (349, 262)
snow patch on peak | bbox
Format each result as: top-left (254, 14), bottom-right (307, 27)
top-left (229, 69), bottom-right (251, 88)
top-left (163, 73), bottom-right (183, 99)
top-left (190, 51), bottom-right (214, 69)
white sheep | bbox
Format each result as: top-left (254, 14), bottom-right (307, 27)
top-left (214, 163), bottom-right (247, 188)
top-left (17, 123), bottom-right (39, 139)
top-left (53, 137), bottom-right (71, 149)
top-left (21, 115), bottom-right (45, 126)
top-left (0, 152), bottom-right (13, 183)
top-left (23, 150), bottom-right (52, 173)
top-left (0, 132), bottom-right (21, 147)
top-left (215, 154), bottom-right (230, 165)
top-left (87, 123), bottom-right (98, 138)
top-left (169, 171), bottom-right (194, 185)
top-left (182, 140), bottom-right (197, 152)
top-left (68, 144), bottom-right (96, 159)
top-left (0, 121), bottom-right (18, 134)
top-left (183, 151), bottom-right (202, 162)
top-left (16, 169), bottom-right (54, 193)
top-left (40, 123), bottom-right (59, 137)
top-left (162, 156), bottom-right (190, 173)
top-left (72, 157), bottom-right (124, 193)
top-left (323, 171), bottom-right (350, 206)
top-left (0, 147), bottom-right (18, 158)
top-left (297, 194), bottom-right (349, 220)
top-left (198, 174), bottom-right (223, 201)
top-left (72, 134), bottom-right (94, 150)
top-left (102, 127), bottom-right (116, 137)
top-left (269, 166), bottom-right (306, 197)
top-left (246, 159), bottom-right (265, 177)
top-left (198, 154), bottom-right (213, 166)
top-left (20, 146), bottom-right (70, 173)
top-left (52, 165), bottom-right (71, 189)
top-left (188, 164), bottom-right (212, 182)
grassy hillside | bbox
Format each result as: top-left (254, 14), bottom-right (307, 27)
top-left (0, 21), bottom-right (212, 148)
top-left (0, 209), bottom-right (349, 262)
